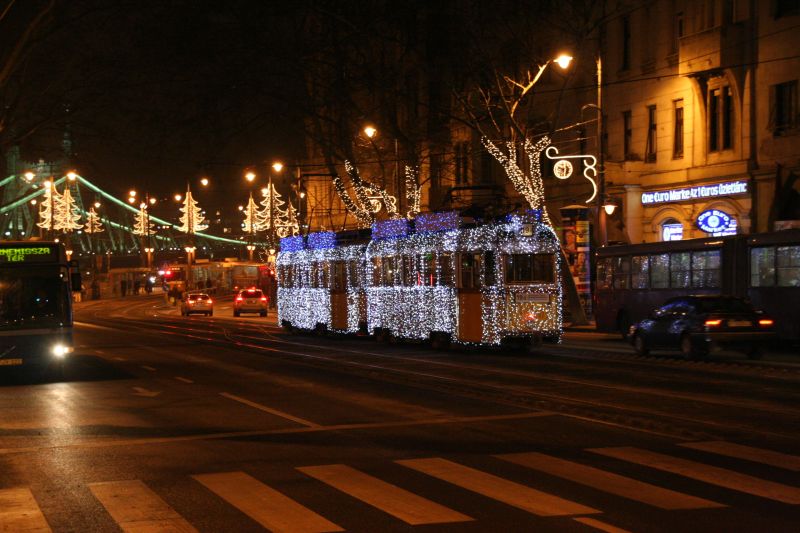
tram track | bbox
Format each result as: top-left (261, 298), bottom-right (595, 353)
top-left (77, 302), bottom-right (800, 443)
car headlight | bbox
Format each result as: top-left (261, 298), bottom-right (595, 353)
top-left (51, 343), bottom-right (73, 358)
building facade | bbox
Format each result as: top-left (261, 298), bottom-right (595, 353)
top-left (601, 0), bottom-right (800, 244)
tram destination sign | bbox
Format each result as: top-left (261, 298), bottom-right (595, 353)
top-left (0, 245), bottom-right (56, 263)
top-left (641, 180), bottom-right (748, 205)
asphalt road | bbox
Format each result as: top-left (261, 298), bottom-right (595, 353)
top-left (1, 293), bottom-right (799, 532)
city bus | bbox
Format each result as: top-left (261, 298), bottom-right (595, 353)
top-left (594, 229), bottom-right (800, 342)
top-left (0, 242), bottom-right (81, 373)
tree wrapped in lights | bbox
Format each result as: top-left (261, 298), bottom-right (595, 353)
top-left (276, 200), bottom-right (299, 238)
top-left (132, 206), bottom-right (155, 236)
top-left (404, 165), bottom-right (421, 219)
top-left (84, 207), bottom-right (104, 234)
top-left (52, 186), bottom-right (83, 232)
top-left (36, 181), bottom-right (62, 231)
top-left (243, 193), bottom-right (262, 233)
top-left (257, 182), bottom-right (290, 232)
top-left (177, 188), bottom-right (208, 233)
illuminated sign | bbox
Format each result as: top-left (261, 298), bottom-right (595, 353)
top-left (641, 180), bottom-right (748, 205)
top-left (697, 209), bottom-right (731, 233)
top-left (0, 246), bottom-right (56, 263)
top-left (662, 223), bottom-right (684, 241)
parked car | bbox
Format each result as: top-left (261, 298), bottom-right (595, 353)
top-left (629, 295), bottom-right (775, 359)
top-left (234, 288), bottom-right (268, 317)
top-left (181, 292), bottom-right (213, 316)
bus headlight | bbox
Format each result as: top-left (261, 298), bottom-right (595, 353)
top-left (51, 344), bottom-right (72, 358)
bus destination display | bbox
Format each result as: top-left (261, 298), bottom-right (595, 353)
top-left (0, 246), bottom-right (57, 263)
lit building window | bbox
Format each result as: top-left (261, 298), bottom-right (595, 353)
top-left (662, 220), bottom-right (684, 241)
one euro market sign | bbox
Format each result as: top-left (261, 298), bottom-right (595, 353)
top-left (641, 180), bottom-right (748, 205)
top-left (0, 246), bottom-right (56, 263)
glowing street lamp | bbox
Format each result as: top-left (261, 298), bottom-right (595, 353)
top-left (200, 177), bottom-right (209, 187)
top-left (245, 171), bottom-right (256, 183)
top-left (66, 171), bottom-right (77, 181)
top-left (363, 125), bottom-right (377, 139)
top-left (24, 171), bottom-right (35, 181)
top-left (271, 161), bottom-right (283, 173)
top-left (554, 54), bottom-right (573, 69)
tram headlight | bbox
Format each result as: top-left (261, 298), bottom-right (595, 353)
top-left (51, 343), bottom-right (72, 358)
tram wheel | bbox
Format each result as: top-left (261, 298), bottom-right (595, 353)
top-left (430, 332), bottom-right (451, 350)
top-left (376, 328), bottom-right (392, 343)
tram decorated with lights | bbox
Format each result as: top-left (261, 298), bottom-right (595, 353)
top-left (276, 211), bottom-right (562, 348)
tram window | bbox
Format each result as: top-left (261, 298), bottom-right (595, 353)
top-left (691, 250), bottom-right (721, 288)
top-left (420, 253), bottom-right (435, 286)
top-left (750, 247), bottom-right (775, 287)
top-left (348, 260), bottom-right (362, 288)
top-left (439, 253), bottom-right (454, 286)
top-left (650, 253), bottom-right (669, 288)
top-left (777, 245), bottom-right (800, 286)
top-left (612, 257), bottom-right (630, 289)
top-left (402, 256), bottom-right (415, 286)
top-left (460, 253), bottom-right (482, 288)
top-left (372, 258), bottom-right (382, 286)
top-left (381, 257), bottom-right (395, 286)
top-left (310, 263), bottom-right (318, 288)
top-left (597, 258), bottom-right (613, 289)
top-left (631, 255), bottom-right (649, 289)
top-left (485, 251), bottom-right (496, 286)
top-left (670, 252), bottom-right (691, 288)
top-left (331, 261), bottom-right (346, 291)
top-left (504, 254), bottom-right (555, 283)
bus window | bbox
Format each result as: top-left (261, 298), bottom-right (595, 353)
top-left (439, 253), bottom-right (454, 286)
top-left (691, 250), bottom-right (721, 288)
top-left (460, 253), bottom-right (482, 288)
top-left (650, 253), bottom-right (669, 288)
top-left (612, 257), bottom-right (630, 289)
top-left (631, 255), bottom-right (649, 289)
top-left (597, 257), bottom-right (613, 289)
top-left (504, 254), bottom-right (555, 283)
top-left (777, 245), bottom-right (800, 286)
top-left (670, 252), bottom-right (691, 288)
top-left (750, 247), bottom-right (775, 287)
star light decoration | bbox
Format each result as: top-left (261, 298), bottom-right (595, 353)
top-left (276, 212), bottom-right (563, 346)
top-left (482, 135), bottom-right (553, 225)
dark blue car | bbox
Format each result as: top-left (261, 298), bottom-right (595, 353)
top-left (629, 295), bottom-right (775, 359)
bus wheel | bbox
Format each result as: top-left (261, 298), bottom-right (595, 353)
top-left (633, 334), bottom-right (649, 356)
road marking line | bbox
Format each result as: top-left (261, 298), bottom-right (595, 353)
top-left (114, 357), bottom-right (126, 361)
top-left (574, 517), bottom-right (632, 533)
top-left (141, 365), bottom-right (156, 372)
top-left (88, 480), bottom-right (197, 532)
top-left (219, 392), bottom-right (319, 427)
top-left (498, 452), bottom-right (723, 510)
top-left (679, 441), bottom-right (800, 472)
top-left (0, 487), bottom-right (52, 532)
top-left (194, 471), bottom-right (342, 532)
top-left (175, 377), bottom-right (194, 384)
top-left (298, 464), bottom-right (473, 525)
top-left (74, 321), bottom-right (116, 331)
top-left (589, 447), bottom-right (800, 504)
top-left (396, 458), bottom-right (599, 517)
top-left (0, 412), bottom-right (550, 455)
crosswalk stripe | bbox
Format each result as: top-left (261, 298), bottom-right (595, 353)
top-left (498, 452), bottom-right (723, 510)
top-left (193, 471), bottom-right (342, 532)
top-left (679, 441), bottom-right (800, 472)
top-left (298, 464), bottom-right (473, 525)
top-left (589, 447), bottom-right (800, 505)
top-left (573, 516), bottom-right (632, 533)
top-left (88, 480), bottom-right (197, 532)
top-left (396, 457), bottom-right (599, 517)
top-left (0, 487), bottom-right (52, 533)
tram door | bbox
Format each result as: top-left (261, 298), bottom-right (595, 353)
top-left (330, 261), bottom-right (348, 331)
top-left (457, 252), bottom-right (484, 343)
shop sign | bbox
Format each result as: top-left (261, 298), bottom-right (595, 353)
top-left (641, 180), bottom-right (748, 205)
top-left (697, 209), bottom-right (733, 233)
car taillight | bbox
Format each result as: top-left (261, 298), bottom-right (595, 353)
top-left (758, 318), bottom-right (774, 327)
top-left (705, 319), bottom-right (722, 327)
top-left (260, 297), bottom-right (267, 302)
top-left (236, 296), bottom-right (243, 302)
top-left (207, 299), bottom-right (213, 305)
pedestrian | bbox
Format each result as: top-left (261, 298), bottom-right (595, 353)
top-left (133, 279), bottom-right (141, 295)
top-left (120, 279), bottom-right (127, 297)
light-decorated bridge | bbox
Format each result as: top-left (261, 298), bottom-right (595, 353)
top-left (0, 172), bottom-right (253, 259)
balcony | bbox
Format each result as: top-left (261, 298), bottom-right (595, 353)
top-left (678, 23), bottom-right (746, 76)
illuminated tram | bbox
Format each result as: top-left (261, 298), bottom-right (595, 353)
top-left (277, 211), bottom-right (563, 348)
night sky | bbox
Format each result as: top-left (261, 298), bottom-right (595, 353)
top-left (4, 1), bottom-right (308, 215)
